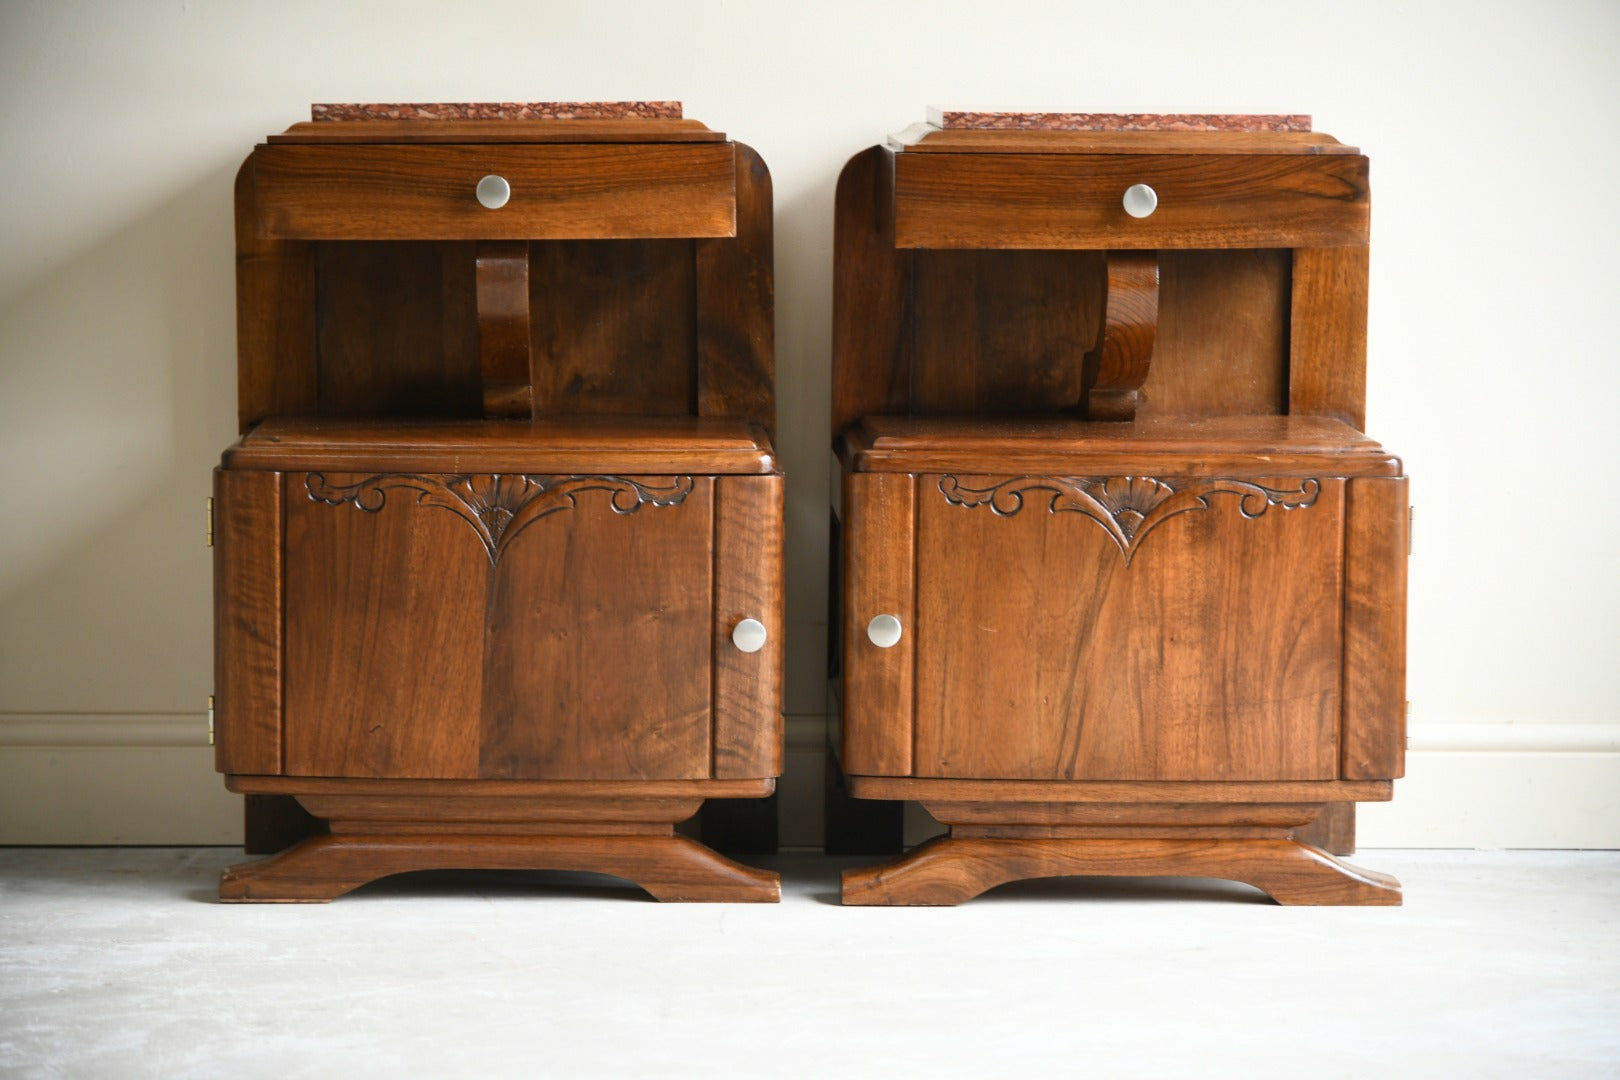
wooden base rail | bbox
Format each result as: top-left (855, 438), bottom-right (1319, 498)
top-left (841, 814), bottom-right (1400, 907)
top-left (219, 790), bottom-right (780, 903)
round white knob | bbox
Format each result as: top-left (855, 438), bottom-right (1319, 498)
top-left (1122, 183), bottom-right (1158, 218)
top-left (867, 614), bottom-right (903, 649)
top-left (731, 618), bottom-right (767, 654)
top-left (476, 175), bottom-right (511, 209)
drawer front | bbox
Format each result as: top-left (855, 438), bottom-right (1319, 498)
top-left (894, 153), bottom-right (1368, 249)
top-left (252, 143), bottom-right (736, 240)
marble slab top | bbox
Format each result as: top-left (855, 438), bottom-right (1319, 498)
top-left (312, 102), bottom-right (683, 122)
top-left (927, 108), bottom-right (1311, 132)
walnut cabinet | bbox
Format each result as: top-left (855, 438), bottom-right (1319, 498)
top-left (213, 105), bottom-right (782, 902)
top-left (830, 114), bottom-right (1408, 905)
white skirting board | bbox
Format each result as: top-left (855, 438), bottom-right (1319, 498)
top-left (3, 715), bottom-right (1616, 848)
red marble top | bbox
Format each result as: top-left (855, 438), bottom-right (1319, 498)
top-left (311, 102), bottom-right (683, 122)
top-left (926, 108), bottom-right (1311, 133)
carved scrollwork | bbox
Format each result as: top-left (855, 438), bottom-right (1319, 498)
top-left (306, 473), bottom-right (695, 564)
top-left (938, 474), bottom-right (1320, 565)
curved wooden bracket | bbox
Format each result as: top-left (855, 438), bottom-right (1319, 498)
top-left (1083, 251), bottom-right (1159, 421)
top-left (476, 240), bottom-right (533, 418)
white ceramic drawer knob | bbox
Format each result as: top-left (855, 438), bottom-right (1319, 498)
top-left (476, 174), bottom-right (511, 209)
top-left (1122, 183), bottom-right (1158, 218)
top-left (732, 618), bottom-right (768, 654)
top-left (867, 614), bottom-right (903, 649)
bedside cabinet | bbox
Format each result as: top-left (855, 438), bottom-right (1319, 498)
top-left (213, 103), bottom-right (781, 902)
top-left (829, 111), bottom-right (1407, 905)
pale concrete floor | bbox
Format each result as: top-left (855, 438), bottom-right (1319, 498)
top-left (1, 849), bottom-right (1617, 1078)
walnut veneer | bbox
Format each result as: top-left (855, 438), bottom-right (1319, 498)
top-left (828, 117), bottom-right (1407, 905)
top-left (214, 107), bottom-right (782, 902)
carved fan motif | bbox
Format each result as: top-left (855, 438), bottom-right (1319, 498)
top-left (306, 473), bottom-right (695, 564)
top-left (938, 474), bottom-right (1320, 565)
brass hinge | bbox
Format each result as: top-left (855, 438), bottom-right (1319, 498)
top-left (207, 694), bottom-right (215, 746)
top-left (205, 496), bottom-right (215, 548)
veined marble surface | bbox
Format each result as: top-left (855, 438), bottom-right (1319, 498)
top-left (927, 109), bottom-right (1311, 132)
top-left (311, 102), bottom-right (683, 122)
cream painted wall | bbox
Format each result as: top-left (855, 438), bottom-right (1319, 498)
top-left (2, 0), bottom-right (1617, 846)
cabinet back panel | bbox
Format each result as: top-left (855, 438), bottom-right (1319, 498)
top-left (903, 248), bottom-right (1289, 420)
top-left (907, 249), bottom-right (1102, 415)
top-left (314, 241), bottom-right (482, 417)
top-left (530, 239), bottom-right (697, 419)
top-left (1142, 249), bottom-right (1291, 418)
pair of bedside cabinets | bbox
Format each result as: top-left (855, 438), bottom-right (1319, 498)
top-left (212, 104), bottom-right (1407, 907)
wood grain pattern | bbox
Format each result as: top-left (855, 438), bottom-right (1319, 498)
top-left (1084, 252), bottom-right (1158, 420)
top-left (1142, 249), bottom-right (1290, 418)
top-left (282, 471), bottom-right (487, 779)
top-left (475, 241), bottom-right (533, 417)
top-left (696, 143), bottom-right (776, 439)
top-left (227, 775), bottom-right (774, 799)
top-left (221, 833), bottom-right (779, 903)
top-left (213, 468), bottom-right (283, 775)
top-left (529, 239), bottom-right (697, 419)
top-left (1289, 246), bottom-right (1370, 428)
top-left (223, 774), bottom-right (781, 907)
top-left (1293, 800), bottom-right (1356, 854)
top-left (313, 240), bottom-right (482, 418)
top-left (841, 415), bottom-right (1400, 477)
top-left (923, 800), bottom-right (1322, 828)
top-left (841, 472), bottom-right (916, 776)
top-left (895, 153), bottom-right (1370, 249)
top-left (908, 249), bottom-right (1100, 416)
top-left (1341, 476), bottom-right (1409, 779)
top-left (253, 144), bottom-right (737, 240)
top-left (845, 776), bottom-right (1392, 803)
top-left (235, 158), bottom-right (316, 430)
top-left (841, 835), bottom-right (1400, 906)
top-left (913, 474), bottom-right (1345, 780)
top-left (297, 793), bottom-right (704, 829)
top-left (479, 477), bottom-right (713, 780)
top-left (226, 416), bottom-right (774, 475)
top-left (712, 474), bottom-right (785, 779)
top-left (831, 147), bottom-right (910, 438)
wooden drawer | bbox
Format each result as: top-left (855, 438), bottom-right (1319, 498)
top-left (893, 152), bottom-right (1369, 249)
top-left (251, 143), bottom-right (736, 240)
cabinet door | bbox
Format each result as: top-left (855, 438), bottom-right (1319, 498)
top-left (844, 470), bottom-right (1346, 781)
top-left (281, 471), bottom-right (713, 780)
top-left (711, 474), bottom-right (785, 779)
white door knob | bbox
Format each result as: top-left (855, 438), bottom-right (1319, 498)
top-left (731, 618), bottom-right (768, 654)
top-left (1122, 183), bottom-right (1158, 218)
top-left (867, 614), bottom-right (903, 648)
top-left (476, 175), bottom-right (511, 209)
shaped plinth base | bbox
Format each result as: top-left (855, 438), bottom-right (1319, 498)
top-left (218, 787), bottom-right (780, 903)
top-left (842, 833), bottom-right (1400, 907)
